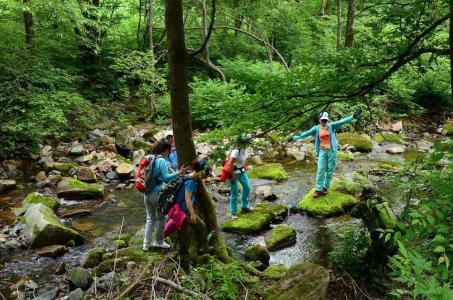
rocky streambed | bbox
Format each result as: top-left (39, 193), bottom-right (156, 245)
top-left (0, 120), bottom-right (449, 299)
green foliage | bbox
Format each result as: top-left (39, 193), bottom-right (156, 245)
top-left (327, 224), bottom-right (370, 278)
top-left (385, 142), bottom-right (453, 298)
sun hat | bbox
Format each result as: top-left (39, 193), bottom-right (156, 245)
top-left (319, 112), bottom-right (329, 121)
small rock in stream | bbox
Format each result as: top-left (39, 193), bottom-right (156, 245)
top-left (35, 288), bottom-right (59, 300)
top-left (36, 245), bottom-right (68, 258)
top-left (55, 261), bottom-right (66, 275)
top-left (67, 288), bottom-right (84, 300)
top-left (66, 267), bottom-right (93, 290)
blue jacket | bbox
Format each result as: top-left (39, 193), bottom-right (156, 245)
top-left (146, 157), bottom-right (177, 193)
top-left (292, 116), bottom-right (354, 157)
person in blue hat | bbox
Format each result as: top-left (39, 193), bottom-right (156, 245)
top-left (288, 110), bottom-right (362, 198)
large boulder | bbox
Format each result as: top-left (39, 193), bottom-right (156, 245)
top-left (244, 244), bottom-right (270, 266)
top-left (262, 264), bottom-right (289, 280)
top-left (22, 203), bottom-right (83, 248)
top-left (23, 192), bottom-right (60, 212)
top-left (56, 178), bottom-right (104, 200)
top-left (264, 225), bottom-right (296, 251)
top-left (115, 126), bottom-right (135, 152)
top-left (0, 179), bottom-right (16, 193)
top-left (337, 133), bottom-right (373, 153)
top-left (222, 203), bottom-right (288, 233)
top-left (247, 163), bottom-right (288, 181)
top-left (77, 167), bottom-right (97, 183)
top-left (266, 263), bottom-right (329, 300)
top-left (374, 132), bottom-right (403, 145)
top-left (297, 188), bottom-right (358, 218)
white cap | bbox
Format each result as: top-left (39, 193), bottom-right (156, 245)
top-left (164, 130), bottom-right (174, 138)
top-left (319, 112), bottom-right (329, 121)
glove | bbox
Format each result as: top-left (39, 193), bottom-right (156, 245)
top-left (287, 137), bottom-right (293, 143)
top-left (353, 108), bottom-right (362, 118)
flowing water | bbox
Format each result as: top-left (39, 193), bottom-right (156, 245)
top-left (0, 138), bottom-right (439, 296)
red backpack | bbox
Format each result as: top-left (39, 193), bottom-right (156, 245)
top-left (135, 155), bottom-right (160, 192)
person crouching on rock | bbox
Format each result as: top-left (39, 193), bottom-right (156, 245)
top-left (287, 109), bottom-right (362, 198)
top-left (168, 160), bottom-right (213, 258)
top-left (229, 134), bottom-right (254, 219)
top-left (143, 139), bottom-right (186, 251)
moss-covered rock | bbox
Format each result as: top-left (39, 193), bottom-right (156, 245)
top-left (94, 257), bottom-right (129, 276)
top-left (132, 140), bottom-right (153, 152)
top-left (45, 162), bottom-right (78, 174)
top-left (337, 133), bottom-right (373, 152)
top-left (337, 151), bottom-right (354, 160)
top-left (266, 263), bottom-right (329, 300)
top-left (442, 120), bottom-right (453, 135)
top-left (23, 192), bottom-right (60, 212)
top-left (263, 264), bottom-right (289, 280)
top-left (377, 161), bottom-right (402, 170)
top-left (244, 244), bottom-right (270, 265)
top-left (67, 267), bottom-right (93, 290)
top-left (375, 202), bottom-right (397, 229)
top-left (264, 225), bottom-right (296, 251)
top-left (114, 154), bottom-right (132, 164)
top-left (331, 173), bottom-right (372, 196)
top-left (247, 163), bottom-right (288, 180)
top-left (82, 247), bottom-right (106, 268)
top-left (374, 132), bottom-right (403, 144)
top-left (56, 178), bottom-right (104, 200)
top-left (297, 188), bottom-right (358, 218)
top-left (22, 203), bottom-right (83, 248)
top-left (222, 203), bottom-right (288, 233)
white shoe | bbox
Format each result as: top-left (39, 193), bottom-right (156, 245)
top-left (231, 214), bottom-right (238, 219)
top-left (153, 241), bottom-right (170, 249)
top-left (143, 244), bottom-right (150, 251)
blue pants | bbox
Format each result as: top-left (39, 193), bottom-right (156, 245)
top-left (229, 172), bottom-right (251, 215)
top-left (316, 149), bottom-right (337, 191)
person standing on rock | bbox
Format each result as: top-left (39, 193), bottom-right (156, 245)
top-left (165, 131), bottom-right (179, 171)
top-left (228, 134), bottom-right (254, 219)
top-left (143, 139), bottom-right (186, 251)
top-left (287, 110), bottom-right (362, 198)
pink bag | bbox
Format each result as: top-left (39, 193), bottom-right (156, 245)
top-left (164, 203), bottom-right (187, 237)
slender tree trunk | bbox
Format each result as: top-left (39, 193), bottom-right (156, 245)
top-left (164, 0), bottom-right (230, 262)
top-left (345, 0), bottom-right (355, 48)
top-left (233, 0), bottom-right (242, 36)
top-left (320, 0), bottom-right (328, 16)
top-left (23, 0), bottom-right (35, 55)
top-left (337, 0), bottom-right (342, 50)
top-left (450, 1), bottom-right (453, 102)
top-left (147, 0), bottom-right (156, 115)
top-left (137, 0), bottom-right (142, 50)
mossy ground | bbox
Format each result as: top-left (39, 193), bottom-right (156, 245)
top-left (337, 133), bottom-right (373, 152)
top-left (247, 163), bottom-right (288, 180)
top-left (297, 188), bottom-right (358, 217)
top-left (331, 173), bottom-right (372, 195)
top-left (337, 151), bottom-right (354, 160)
top-left (374, 132), bottom-right (403, 144)
top-left (24, 192), bottom-right (60, 212)
top-left (262, 264), bottom-right (288, 280)
top-left (265, 225), bottom-right (297, 251)
top-left (222, 203), bottom-right (288, 233)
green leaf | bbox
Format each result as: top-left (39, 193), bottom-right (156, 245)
top-left (385, 233), bottom-right (391, 243)
top-left (432, 234), bottom-right (446, 244)
top-left (433, 246), bottom-right (445, 253)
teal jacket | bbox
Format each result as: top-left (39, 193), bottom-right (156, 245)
top-left (292, 116), bottom-right (354, 157)
top-left (146, 157), bottom-right (177, 193)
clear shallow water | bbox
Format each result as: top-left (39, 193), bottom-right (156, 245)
top-left (0, 139), bottom-right (431, 295)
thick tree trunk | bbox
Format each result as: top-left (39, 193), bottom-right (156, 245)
top-left (164, 0), bottom-right (230, 262)
top-left (23, 0), bottom-right (35, 55)
top-left (345, 0), bottom-right (355, 48)
top-left (450, 1), bottom-right (453, 102)
top-left (337, 0), bottom-right (342, 50)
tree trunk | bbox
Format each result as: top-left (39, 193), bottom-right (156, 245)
top-left (137, 0), bottom-right (143, 50)
top-left (23, 0), bottom-right (35, 55)
top-left (233, 0), bottom-right (243, 36)
top-left (147, 0), bottom-right (156, 115)
top-left (320, 0), bottom-right (328, 16)
top-left (345, 0), bottom-right (355, 48)
top-left (450, 1), bottom-right (453, 102)
top-left (164, 0), bottom-right (230, 262)
top-left (337, 0), bottom-right (342, 50)
top-left (77, 0), bottom-right (101, 75)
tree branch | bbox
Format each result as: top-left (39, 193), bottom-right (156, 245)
top-left (190, 0), bottom-right (216, 57)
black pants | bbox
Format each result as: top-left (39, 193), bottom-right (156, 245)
top-left (177, 215), bottom-right (207, 256)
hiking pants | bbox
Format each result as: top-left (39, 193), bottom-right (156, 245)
top-left (144, 191), bottom-right (165, 246)
top-left (229, 171), bottom-right (251, 215)
top-left (315, 149), bottom-right (337, 191)
top-left (177, 215), bottom-right (207, 256)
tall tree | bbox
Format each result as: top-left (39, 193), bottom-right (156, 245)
top-left (164, 0), bottom-right (229, 262)
top-left (147, 0), bottom-right (156, 114)
top-left (233, 0), bottom-right (243, 36)
top-left (450, 0), bottom-right (453, 101)
top-left (345, 0), bottom-right (355, 48)
top-left (23, 0), bottom-right (35, 55)
top-left (337, 0), bottom-right (342, 49)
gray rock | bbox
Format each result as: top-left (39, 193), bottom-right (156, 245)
top-left (66, 267), bottom-right (93, 290)
top-left (37, 156), bottom-right (54, 167)
top-left (132, 149), bottom-right (146, 166)
top-left (49, 170), bottom-right (61, 176)
top-left (77, 167), bottom-right (97, 183)
top-left (70, 143), bottom-right (85, 156)
top-left (115, 126), bottom-right (135, 152)
top-left (36, 245), bottom-right (68, 258)
top-left (255, 185), bottom-right (277, 201)
top-left (36, 288), bottom-right (59, 300)
top-left (56, 157), bottom-right (71, 163)
top-left (93, 271), bottom-right (116, 291)
top-left (105, 171), bottom-right (119, 180)
top-left (67, 288), bottom-right (84, 300)
top-left (90, 129), bottom-right (105, 138)
top-left (56, 178), bottom-right (104, 200)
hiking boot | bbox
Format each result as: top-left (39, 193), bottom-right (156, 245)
top-left (241, 207), bottom-right (254, 213)
top-left (313, 190), bottom-right (322, 198)
top-left (153, 241), bottom-right (170, 249)
top-left (321, 188), bottom-right (328, 196)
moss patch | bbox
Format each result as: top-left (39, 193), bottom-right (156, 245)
top-left (263, 264), bottom-right (288, 280)
top-left (24, 192), bottom-right (60, 212)
top-left (331, 173), bottom-right (372, 196)
top-left (337, 151), bottom-right (354, 160)
top-left (248, 163), bottom-right (288, 181)
top-left (297, 188), bottom-right (358, 218)
top-left (82, 247), bottom-right (105, 268)
top-left (265, 225), bottom-right (297, 251)
top-left (114, 154), bottom-right (132, 164)
top-left (374, 132), bottom-right (403, 144)
top-left (222, 203), bottom-right (288, 234)
top-left (337, 133), bottom-right (373, 153)
top-left (244, 244), bottom-right (270, 265)
top-left (57, 178), bottom-right (104, 200)
top-left (377, 161), bottom-right (402, 170)
top-left (132, 140), bottom-right (153, 152)
top-left (442, 120), bottom-right (453, 135)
